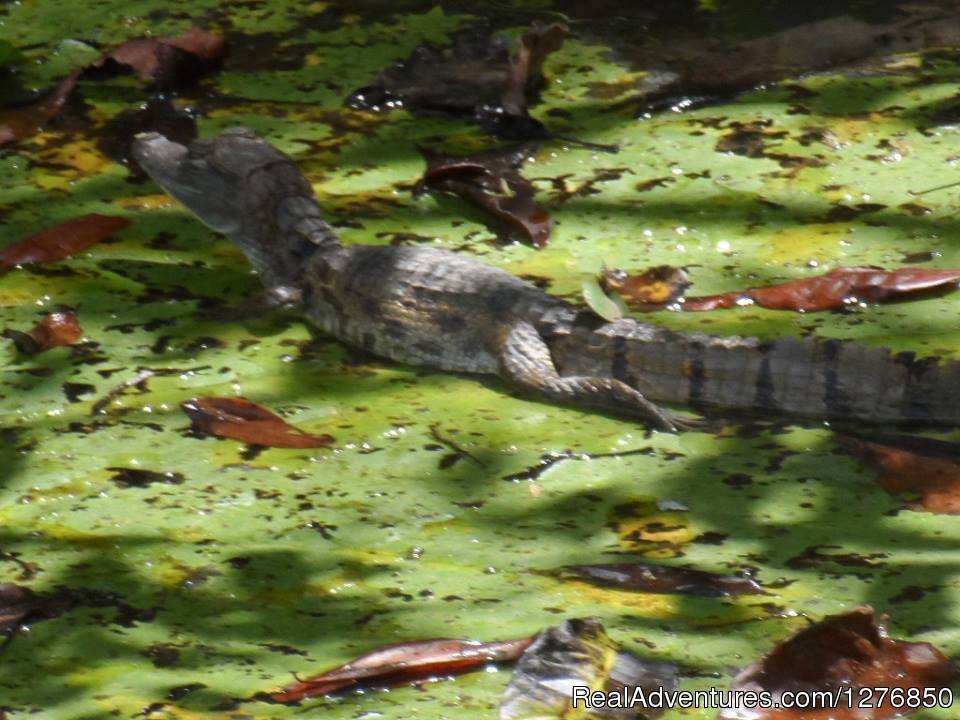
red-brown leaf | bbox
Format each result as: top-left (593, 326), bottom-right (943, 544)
top-left (416, 144), bottom-right (551, 247)
top-left (96, 28), bottom-right (228, 87)
top-left (720, 607), bottom-right (953, 720)
top-left (838, 433), bottom-right (960, 515)
top-left (181, 397), bottom-right (334, 449)
top-left (0, 215), bottom-right (129, 272)
top-left (0, 28), bottom-right (225, 146)
top-left (4, 310), bottom-right (84, 354)
top-left (682, 267), bottom-right (960, 313)
top-left (30, 311), bottom-right (83, 349)
top-left (0, 69), bottom-right (82, 146)
top-left (271, 636), bottom-right (534, 703)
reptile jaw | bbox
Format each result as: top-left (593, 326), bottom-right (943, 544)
top-left (132, 132), bottom-right (242, 234)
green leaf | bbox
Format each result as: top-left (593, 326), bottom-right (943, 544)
top-left (581, 279), bottom-right (624, 321)
top-left (1, 4), bottom-right (960, 720)
top-left (0, 40), bottom-right (24, 69)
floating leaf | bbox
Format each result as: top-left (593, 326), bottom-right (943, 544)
top-left (347, 22), bottom-right (566, 138)
top-left (838, 433), bottom-right (960, 515)
top-left (682, 267), bottom-right (960, 312)
top-left (581, 279), bottom-right (625, 321)
top-left (600, 265), bottom-right (691, 308)
top-left (0, 69), bottom-right (81, 146)
top-left (564, 562), bottom-right (764, 597)
top-left (89, 28), bottom-right (228, 89)
top-left (2, 310), bottom-right (83, 354)
top-left (0, 214), bottom-right (129, 271)
top-left (0, 40), bottom-right (25, 69)
top-left (0, 584), bottom-right (41, 633)
top-left (500, 618), bottom-right (677, 720)
top-left (181, 396), bottom-right (334, 448)
top-left (272, 635), bottom-right (534, 703)
top-left (416, 144), bottom-right (551, 247)
top-left (0, 28), bottom-right (224, 146)
top-left (719, 606), bottom-right (954, 720)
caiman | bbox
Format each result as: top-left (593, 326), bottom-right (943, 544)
top-left (132, 128), bottom-right (960, 432)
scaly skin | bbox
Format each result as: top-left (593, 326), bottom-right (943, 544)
top-left (133, 128), bottom-right (960, 430)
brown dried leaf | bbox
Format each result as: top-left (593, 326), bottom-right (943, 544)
top-left (564, 562), bottom-right (763, 597)
top-left (416, 144), bottom-right (551, 247)
top-left (720, 607), bottom-right (954, 720)
top-left (0, 583), bottom-right (39, 633)
top-left (346, 23), bottom-right (566, 139)
top-left (0, 28), bottom-right (224, 146)
top-left (0, 583), bottom-right (77, 634)
top-left (29, 310), bottom-right (83, 349)
top-left (3, 310), bottom-right (83, 354)
top-left (838, 433), bottom-right (960, 515)
top-left (682, 267), bottom-right (960, 313)
top-left (0, 214), bottom-right (130, 272)
top-left (502, 23), bottom-right (569, 116)
top-left (272, 635), bottom-right (534, 703)
top-left (600, 265), bottom-right (690, 308)
top-left (91, 28), bottom-right (228, 89)
top-left (181, 397), bottom-right (334, 449)
top-left (0, 69), bottom-right (81, 146)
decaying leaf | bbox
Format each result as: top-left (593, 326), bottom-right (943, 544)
top-left (0, 583), bottom-right (41, 634)
top-left (271, 635), bottom-right (534, 703)
top-left (0, 583), bottom-right (79, 636)
top-left (600, 265), bottom-right (690, 309)
top-left (346, 23), bottom-right (567, 138)
top-left (838, 434), bottom-right (960, 515)
top-left (564, 563), bottom-right (764, 597)
top-left (0, 69), bottom-right (82, 146)
top-left (500, 618), bottom-right (677, 719)
top-left (88, 28), bottom-right (228, 89)
top-left (415, 144), bottom-right (552, 247)
top-left (181, 397), bottom-right (334, 449)
top-left (719, 606), bottom-right (953, 720)
top-left (681, 267), bottom-right (960, 312)
top-left (597, 265), bottom-right (960, 313)
top-left (3, 310), bottom-right (83, 354)
top-left (0, 214), bottom-right (130, 272)
top-left (0, 28), bottom-right (225, 146)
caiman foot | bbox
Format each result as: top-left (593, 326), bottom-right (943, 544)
top-left (498, 321), bottom-right (691, 432)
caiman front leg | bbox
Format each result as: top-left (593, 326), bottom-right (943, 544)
top-left (498, 321), bottom-right (683, 432)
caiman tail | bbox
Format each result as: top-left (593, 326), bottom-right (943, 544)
top-left (547, 313), bottom-right (960, 426)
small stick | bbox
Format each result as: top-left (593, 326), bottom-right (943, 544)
top-left (908, 179), bottom-right (960, 196)
top-left (428, 423), bottom-right (486, 467)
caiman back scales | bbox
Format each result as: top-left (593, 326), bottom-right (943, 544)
top-left (132, 128), bottom-right (960, 431)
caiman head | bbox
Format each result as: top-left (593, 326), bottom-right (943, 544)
top-left (133, 127), bottom-right (337, 286)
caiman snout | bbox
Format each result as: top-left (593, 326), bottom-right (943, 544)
top-left (132, 132), bottom-right (243, 234)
